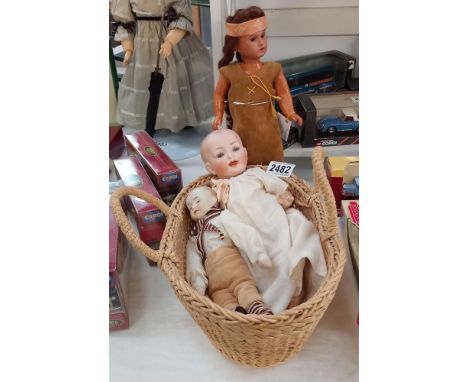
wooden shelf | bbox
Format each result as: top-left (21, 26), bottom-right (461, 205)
top-left (285, 143), bottom-right (359, 158)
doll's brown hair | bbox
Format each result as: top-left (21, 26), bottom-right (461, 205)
top-left (218, 6), bottom-right (266, 69)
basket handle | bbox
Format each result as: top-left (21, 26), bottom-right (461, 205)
top-left (311, 147), bottom-right (338, 233)
top-left (110, 186), bottom-right (180, 267)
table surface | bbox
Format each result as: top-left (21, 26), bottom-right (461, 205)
top-left (109, 148), bottom-right (359, 382)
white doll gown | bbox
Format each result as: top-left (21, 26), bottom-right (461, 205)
top-left (220, 167), bottom-right (327, 314)
top-left (111, 0), bottom-right (213, 133)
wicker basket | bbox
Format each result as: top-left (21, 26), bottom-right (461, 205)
top-left (110, 147), bottom-right (346, 367)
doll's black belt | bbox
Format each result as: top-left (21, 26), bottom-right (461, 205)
top-left (135, 16), bottom-right (163, 21)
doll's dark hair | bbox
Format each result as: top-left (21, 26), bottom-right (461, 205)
top-left (218, 6), bottom-right (266, 69)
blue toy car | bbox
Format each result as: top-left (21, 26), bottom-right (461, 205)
top-left (317, 115), bottom-right (359, 134)
top-left (342, 176), bottom-right (359, 197)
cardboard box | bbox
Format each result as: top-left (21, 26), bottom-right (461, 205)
top-left (279, 50), bottom-right (356, 96)
top-left (113, 156), bottom-right (166, 245)
top-left (295, 91), bottom-right (359, 147)
top-left (341, 200), bottom-right (359, 284)
top-left (325, 156), bottom-right (359, 212)
top-left (125, 131), bottom-right (183, 204)
top-left (109, 126), bottom-right (126, 160)
top-left (109, 204), bottom-right (129, 330)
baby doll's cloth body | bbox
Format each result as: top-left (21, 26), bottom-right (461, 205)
top-left (216, 167), bottom-right (328, 314)
top-left (111, 0), bottom-right (213, 133)
top-left (205, 245), bottom-right (264, 311)
top-left (219, 62), bottom-right (284, 165)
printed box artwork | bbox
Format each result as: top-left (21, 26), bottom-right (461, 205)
top-left (109, 204), bottom-right (129, 331)
top-left (124, 131), bottom-right (183, 205)
top-left (325, 156), bottom-right (359, 213)
top-left (113, 156), bottom-right (166, 245)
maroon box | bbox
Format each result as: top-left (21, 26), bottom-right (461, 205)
top-left (109, 205), bottom-right (129, 331)
top-left (124, 131), bottom-right (183, 204)
top-left (113, 156), bottom-right (166, 244)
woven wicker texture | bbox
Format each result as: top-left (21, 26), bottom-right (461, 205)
top-left (110, 147), bottom-right (346, 367)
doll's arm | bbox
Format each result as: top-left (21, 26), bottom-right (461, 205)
top-left (251, 168), bottom-right (294, 208)
top-left (212, 75), bottom-right (230, 130)
top-left (168, 0), bottom-right (194, 33)
top-left (220, 211), bottom-right (272, 268)
top-left (160, 28), bottom-right (187, 59)
top-left (111, 0), bottom-right (135, 66)
top-left (120, 39), bottom-right (134, 66)
top-left (276, 190), bottom-right (294, 209)
top-left (186, 238), bottom-right (208, 295)
top-left (275, 71), bottom-right (303, 126)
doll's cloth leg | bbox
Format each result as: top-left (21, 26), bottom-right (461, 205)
top-left (205, 247), bottom-right (239, 310)
top-left (209, 288), bottom-right (239, 311)
top-left (205, 246), bottom-right (267, 310)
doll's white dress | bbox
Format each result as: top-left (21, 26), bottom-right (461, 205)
top-left (111, 0), bottom-right (213, 133)
top-left (213, 167), bottom-right (328, 314)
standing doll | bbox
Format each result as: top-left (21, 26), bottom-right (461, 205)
top-left (211, 6), bottom-right (303, 165)
top-left (111, 0), bottom-right (213, 134)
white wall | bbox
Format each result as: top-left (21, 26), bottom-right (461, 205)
top-left (210, 0), bottom-right (359, 83)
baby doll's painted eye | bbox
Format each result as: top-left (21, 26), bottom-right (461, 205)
top-left (232, 146), bottom-right (240, 152)
top-left (216, 152), bottom-right (225, 158)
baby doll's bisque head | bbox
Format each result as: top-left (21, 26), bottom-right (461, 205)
top-left (186, 186), bottom-right (218, 221)
top-left (200, 129), bottom-right (248, 179)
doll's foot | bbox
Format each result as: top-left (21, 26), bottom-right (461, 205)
top-left (234, 306), bottom-right (247, 314)
top-left (246, 301), bottom-right (273, 315)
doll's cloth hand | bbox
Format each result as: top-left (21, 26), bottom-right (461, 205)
top-left (277, 190), bottom-right (294, 209)
top-left (159, 41), bottom-right (173, 59)
top-left (257, 253), bottom-right (272, 268)
top-left (123, 50), bottom-right (133, 66)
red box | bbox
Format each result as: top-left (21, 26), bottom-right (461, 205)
top-left (124, 131), bottom-right (183, 205)
top-left (109, 205), bottom-right (129, 331)
top-left (113, 156), bottom-right (166, 244)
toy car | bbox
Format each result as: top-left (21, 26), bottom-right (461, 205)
top-left (317, 115), bottom-right (359, 134)
top-left (342, 176), bottom-right (359, 197)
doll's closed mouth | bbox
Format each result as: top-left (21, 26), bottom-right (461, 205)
top-left (229, 160), bottom-right (239, 167)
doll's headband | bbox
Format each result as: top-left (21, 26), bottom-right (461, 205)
top-left (225, 16), bottom-right (267, 37)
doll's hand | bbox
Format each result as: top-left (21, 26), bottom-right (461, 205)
top-left (277, 191), bottom-right (294, 209)
top-left (123, 50), bottom-right (133, 66)
top-left (211, 116), bottom-right (222, 130)
top-left (159, 41), bottom-right (173, 59)
top-left (257, 253), bottom-right (272, 268)
top-left (289, 113), bottom-right (303, 127)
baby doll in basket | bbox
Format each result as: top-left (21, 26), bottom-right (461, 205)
top-left (199, 129), bottom-right (328, 314)
top-left (185, 186), bottom-right (274, 315)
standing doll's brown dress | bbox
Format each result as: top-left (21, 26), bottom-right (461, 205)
top-left (220, 62), bottom-right (283, 165)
